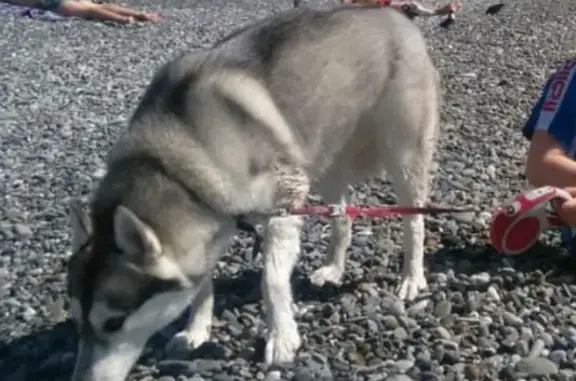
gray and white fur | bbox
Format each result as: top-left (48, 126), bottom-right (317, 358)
top-left (67, 5), bottom-right (441, 381)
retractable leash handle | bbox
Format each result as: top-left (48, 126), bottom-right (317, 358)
top-left (489, 186), bottom-right (572, 255)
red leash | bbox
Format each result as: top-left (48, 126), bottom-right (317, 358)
top-left (287, 204), bottom-right (475, 219)
top-left (240, 203), bottom-right (475, 256)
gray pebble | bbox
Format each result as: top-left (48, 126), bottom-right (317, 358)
top-left (558, 370), bottom-right (576, 381)
top-left (434, 301), bottom-right (452, 318)
top-left (265, 370), bottom-right (282, 381)
top-left (434, 326), bottom-right (452, 340)
top-left (385, 375), bottom-right (414, 381)
top-left (13, 224), bottom-right (33, 237)
top-left (407, 299), bottom-right (430, 315)
top-left (393, 327), bottom-right (409, 341)
top-left (549, 350), bottom-right (567, 364)
top-left (389, 300), bottom-right (406, 316)
top-left (395, 359), bottom-right (415, 372)
top-left (157, 360), bottom-right (223, 376)
top-left (502, 311), bottom-right (524, 326)
top-left (515, 357), bottom-right (559, 376)
top-left (463, 363), bottom-right (482, 380)
top-left (528, 339), bottom-right (546, 358)
top-left (470, 272), bottom-right (491, 286)
top-left (381, 314), bottom-right (400, 329)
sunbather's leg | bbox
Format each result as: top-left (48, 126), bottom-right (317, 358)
top-left (57, 0), bottom-right (133, 23)
top-left (98, 2), bottom-right (158, 21)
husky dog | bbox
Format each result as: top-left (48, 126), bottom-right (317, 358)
top-left (67, 5), bottom-right (440, 381)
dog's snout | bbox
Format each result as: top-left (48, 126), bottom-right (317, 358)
top-left (71, 337), bottom-right (144, 381)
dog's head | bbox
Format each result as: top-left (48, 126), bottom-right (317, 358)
top-left (66, 200), bottom-right (221, 381)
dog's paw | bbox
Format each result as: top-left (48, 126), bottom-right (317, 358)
top-left (165, 326), bottom-right (211, 356)
top-left (396, 273), bottom-right (427, 301)
top-left (265, 324), bottom-right (301, 367)
top-left (309, 265), bottom-right (344, 287)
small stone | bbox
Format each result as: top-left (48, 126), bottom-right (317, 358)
top-left (434, 301), bottom-right (452, 318)
top-left (385, 375), bottom-right (414, 381)
top-left (213, 374), bottom-right (235, 381)
top-left (393, 327), bottom-right (409, 341)
top-left (464, 363), bottom-right (482, 380)
top-left (395, 359), bottom-right (415, 371)
top-left (92, 167), bottom-right (107, 179)
top-left (381, 314), bottom-right (400, 329)
top-left (528, 339), bottom-right (546, 358)
top-left (470, 272), bottom-right (491, 286)
top-left (389, 300), bottom-right (406, 316)
top-left (486, 285), bottom-right (501, 302)
top-left (486, 165), bottom-right (496, 179)
top-left (520, 327), bottom-right (534, 342)
top-left (502, 311), bottom-right (523, 326)
top-left (549, 350), bottom-right (567, 364)
top-left (13, 223), bottom-right (33, 237)
top-left (157, 359), bottom-right (223, 376)
top-left (558, 370), bottom-right (576, 381)
top-left (515, 357), bottom-right (559, 376)
top-left (265, 370), bottom-right (282, 381)
top-left (22, 306), bottom-right (37, 321)
top-left (434, 326), bottom-right (452, 340)
top-left (407, 299), bottom-right (430, 315)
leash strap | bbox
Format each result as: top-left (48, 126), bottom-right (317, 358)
top-left (288, 204), bottom-right (475, 218)
top-left (237, 204), bottom-right (474, 256)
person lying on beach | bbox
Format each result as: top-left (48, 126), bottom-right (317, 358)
top-left (3, 0), bottom-right (159, 23)
top-left (340, 0), bottom-right (460, 18)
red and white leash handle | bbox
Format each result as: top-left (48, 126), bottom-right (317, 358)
top-left (489, 186), bottom-right (571, 255)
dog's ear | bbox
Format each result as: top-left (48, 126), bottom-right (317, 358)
top-left (69, 201), bottom-right (92, 253)
top-left (114, 206), bottom-right (162, 258)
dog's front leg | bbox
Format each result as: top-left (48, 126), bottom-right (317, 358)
top-left (165, 277), bottom-right (214, 354)
top-left (310, 195), bottom-right (353, 286)
top-left (261, 215), bottom-right (303, 366)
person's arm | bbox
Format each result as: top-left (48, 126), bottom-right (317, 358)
top-left (526, 130), bottom-right (576, 188)
top-left (525, 130), bottom-right (576, 225)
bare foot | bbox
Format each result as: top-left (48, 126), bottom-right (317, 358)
top-left (435, 0), bottom-right (460, 15)
top-left (134, 11), bottom-right (159, 22)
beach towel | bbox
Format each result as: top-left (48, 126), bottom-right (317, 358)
top-left (0, 2), bottom-right (69, 21)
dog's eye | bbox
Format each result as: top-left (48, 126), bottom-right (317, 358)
top-left (103, 316), bottom-right (126, 333)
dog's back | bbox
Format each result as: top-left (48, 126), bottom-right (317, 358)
top-left (123, 6), bottom-right (439, 185)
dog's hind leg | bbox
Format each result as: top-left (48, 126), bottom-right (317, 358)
top-left (383, 103), bottom-right (438, 301)
top-left (261, 215), bottom-right (303, 366)
top-left (165, 277), bottom-right (214, 354)
top-left (310, 189), bottom-right (353, 287)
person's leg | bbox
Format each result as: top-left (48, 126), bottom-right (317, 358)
top-left (54, 0), bottom-right (158, 23)
top-left (98, 2), bottom-right (158, 21)
top-left (56, 0), bottom-right (134, 22)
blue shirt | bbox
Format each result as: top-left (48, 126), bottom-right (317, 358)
top-left (523, 59), bottom-right (576, 248)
